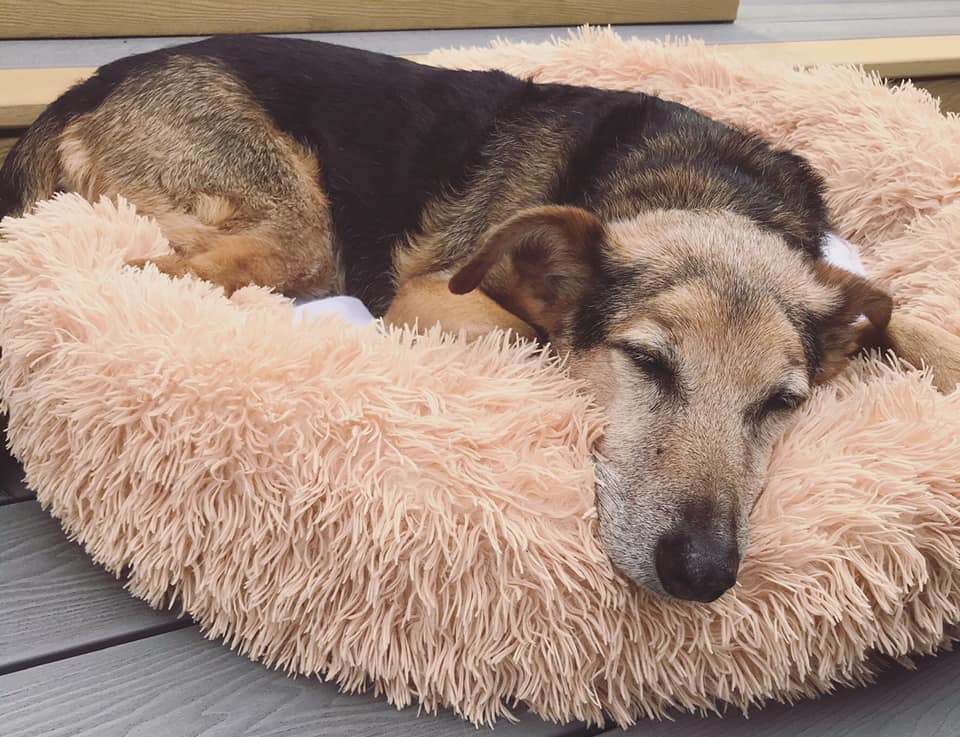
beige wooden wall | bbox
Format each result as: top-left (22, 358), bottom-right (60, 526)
top-left (0, 0), bottom-right (738, 38)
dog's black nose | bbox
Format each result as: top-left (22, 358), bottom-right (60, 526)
top-left (654, 527), bottom-right (739, 602)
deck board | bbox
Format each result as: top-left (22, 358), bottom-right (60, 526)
top-left (0, 500), bottom-right (187, 673)
top-left (613, 650), bottom-right (960, 737)
top-left (0, 627), bottom-right (594, 737)
top-left (742, 0), bottom-right (960, 22)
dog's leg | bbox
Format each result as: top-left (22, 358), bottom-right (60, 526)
top-left (56, 58), bottom-right (341, 298)
top-left (128, 212), bottom-right (337, 298)
top-left (385, 273), bottom-right (538, 341)
top-left (128, 230), bottom-right (315, 296)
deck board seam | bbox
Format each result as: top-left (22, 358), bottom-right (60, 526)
top-left (0, 619), bottom-right (195, 676)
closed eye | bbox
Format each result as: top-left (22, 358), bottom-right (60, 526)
top-left (748, 389), bottom-right (808, 425)
top-left (766, 392), bottom-right (804, 413)
top-left (616, 343), bottom-right (678, 395)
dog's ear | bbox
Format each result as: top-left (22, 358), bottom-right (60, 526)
top-left (812, 262), bottom-right (893, 384)
top-left (448, 206), bottom-right (604, 335)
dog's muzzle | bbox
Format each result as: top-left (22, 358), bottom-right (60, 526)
top-left (595, 463), bottom-right (742, 602)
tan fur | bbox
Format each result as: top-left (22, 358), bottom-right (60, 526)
top-left (57, 57), bottom-right (341, 298)
top-left (127, 233), bottom-right (305, 295)
top-left (385, 273), bottom-right (538, 342)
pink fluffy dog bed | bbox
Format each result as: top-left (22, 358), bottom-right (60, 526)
top-left (2, 29), bottom-right (960, 727)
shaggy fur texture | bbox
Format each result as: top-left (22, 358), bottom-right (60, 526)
top-left (2, 28), bottom-right (960, 726)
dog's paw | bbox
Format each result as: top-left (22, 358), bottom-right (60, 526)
top-left (125, 254), bottom-right (191, 278)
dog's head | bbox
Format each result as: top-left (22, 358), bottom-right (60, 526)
top-left (450, 206), bottom-right (892, 601)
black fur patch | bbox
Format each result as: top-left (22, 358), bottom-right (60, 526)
top-left (572, 260), bottom-right (642, 349)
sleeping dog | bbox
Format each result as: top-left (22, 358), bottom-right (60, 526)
top-left (3, 35), bottom-right (946, 602)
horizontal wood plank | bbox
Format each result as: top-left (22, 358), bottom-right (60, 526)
top-left (0, 0), bottom-right (738, 39)
top-left (723, 35), bottom-right (960, 78)
top-left (612, 650), bottom-right (960, 737)
top-left (0, 627), bottom-right (594, 737)
top-left (725, 16), bottom-right (960, 44)
top-left (0, 66), bottom-right (92, 127)
top-left (0, 500), bottom-right (187, 673)
top-left (741, 0), bottom-right (960, 23)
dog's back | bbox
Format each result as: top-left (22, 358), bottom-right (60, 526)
top-left (2, 37), bottom-right (833, 304)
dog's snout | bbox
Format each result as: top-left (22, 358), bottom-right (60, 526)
top-left (654, 525), bottom-right (739, 602)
